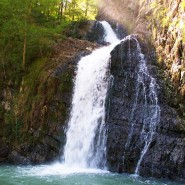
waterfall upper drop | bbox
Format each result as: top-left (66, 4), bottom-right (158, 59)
top-left (100, 21), bottom-right (120, 44)
top-left (62, 21), bottom-right (120, 169)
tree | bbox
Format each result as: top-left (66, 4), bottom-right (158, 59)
top-left (0, 0), bottom-right (98, 77)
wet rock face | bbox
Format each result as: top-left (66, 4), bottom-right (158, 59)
top-left (86, 21), bottom-right (105, 44)
top-left (8, 151), bottom-right (30, 165)
top-left (106, 38), bottom-right (145, 173)
top-left (98, 0), bottom-right (185, 116)
top-left (106, 38), bottom-right (185, 181)
top-left (107, 21), bottom-right (128, 40)
top-left (0, 142), bottom-right (9, 162)
top-left (8, 136), bottom-right (61, 165)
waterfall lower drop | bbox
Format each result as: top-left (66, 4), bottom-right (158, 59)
top-left (135, 43), bottom-right (160, 175)
top-left (122, 36), bottom-right (160, 175)
top-left (62, 21), bottom-right (120, 170)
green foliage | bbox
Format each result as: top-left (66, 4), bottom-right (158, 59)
top-left (180, 0), bottom-right (185, 9)
top-left (0, 0), bottom-right (97, 74)
top-left (183, 28), bottom-right (185, 42)
top-left (146, 0), bottom-right (185, 46)
top-left (0, 0), bottom-right (98, 142)
top-left (0, 0), bottom-right (97, 86)
top-left (63, 0), bottom-right (97, 20)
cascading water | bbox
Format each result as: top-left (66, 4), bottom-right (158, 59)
top-left (121, 36), bottom-right (161, 175)
top-left (62, 21), bottom-right (160, 175)
top-left (100, 21), bottom-right (120, 43)
top-left (63, 21), bottom-right (120, 169)
top-left (134, 41), bottom-right (160, 175)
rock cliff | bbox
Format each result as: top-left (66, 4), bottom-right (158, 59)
top-left (97, 1), bottom-right (185, 180)
top-left (106, 36), bottom-right (185, 181)
top-left (99, 0), bottom-right (185, 116)
top-left (0, 38), bottom-right (98, 164)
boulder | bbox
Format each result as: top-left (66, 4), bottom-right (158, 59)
top-left (8, 151), bottom-right (30, 165)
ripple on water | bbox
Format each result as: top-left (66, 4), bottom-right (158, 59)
top-left (0, 165), bottom-right (184, 185)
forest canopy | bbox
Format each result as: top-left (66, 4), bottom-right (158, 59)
top-left (0, 0), bottom-right (98, 80)
top-left (0, 0), bottom-right (99, 142)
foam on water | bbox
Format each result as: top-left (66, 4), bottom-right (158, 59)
top-left (17, 163), bottom-right (109, 177)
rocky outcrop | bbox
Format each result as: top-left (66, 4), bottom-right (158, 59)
top-left (0, 20), bottom-right (125, 164)
top-left (99, 0), bottom-right (185, 117)
top-left (97, 1), bottom-right (185, 180)
top-left (106, 36), bottom-right (185, 181)
top-left (0, 140), bottom-right (9, 162)
top-left (137, 0), bottom-right (185, 117)
top-left (86, 21), bottom-right (106, 44)
top-left (0, 38), bottom-right (98, 164)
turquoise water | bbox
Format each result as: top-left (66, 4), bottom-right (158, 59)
top-left (0, 164), bottom-right (183, 185)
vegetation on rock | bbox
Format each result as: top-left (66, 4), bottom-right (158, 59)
top-left (99, 0), bottom-right (185, 119)
top-left (0, 0), bottom-right (98, 155)
top-left (138, 0), bottom-right (185, 117)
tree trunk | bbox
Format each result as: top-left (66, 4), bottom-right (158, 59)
top-left (22, 31), bottom-right (27, 70)
top-left (61, 1), bottom-right (64, 19)
top-left (72, 1), bottom-right (76, 20)
top-left (58, 1), bottom-right (64, 20)
top-left (85, 0), bottom-right (89, 17)
top-left (64, 0), bottom-right (68, 11)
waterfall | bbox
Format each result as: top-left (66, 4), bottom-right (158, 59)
top-left (100, 21), bottom-right (120, 43)
top-left (63, 21), bottom-right (120, 169)
top-left (62, 21), bottom-right (160, 175)
top-left (134, 39), bottom-right (160, 175)
top-left (121, 36), bottom-right (161, 175)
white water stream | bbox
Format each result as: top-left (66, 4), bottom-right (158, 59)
top-left (63, 21), bottom-right (120, 169)
top-left (62, 21), bottom-right (160, 175)
top-left (134, 39), bottom-right (160, 174)
top-left (121, 36), bottom-right (160, 175)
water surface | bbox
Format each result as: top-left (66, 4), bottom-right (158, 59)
top-left (0, 164), bottom-right (183, 185)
